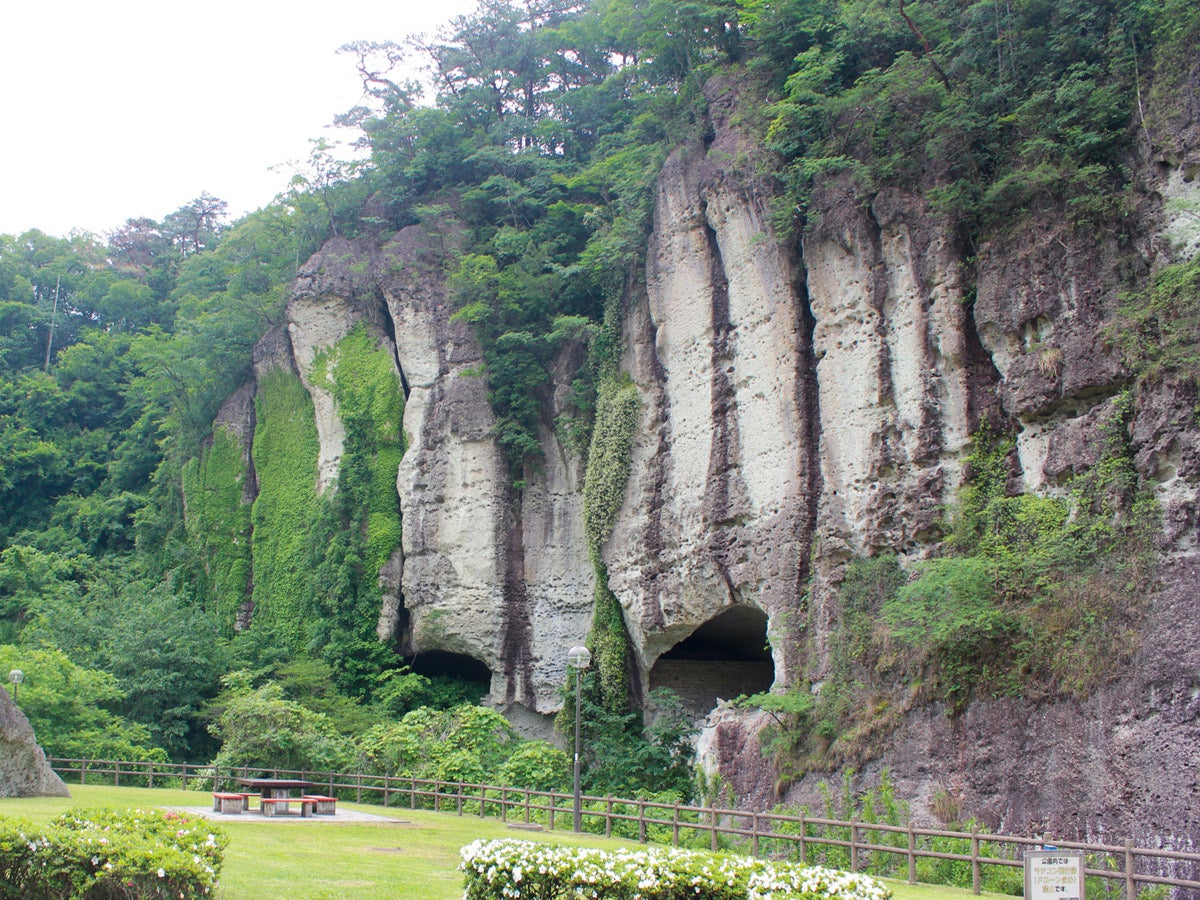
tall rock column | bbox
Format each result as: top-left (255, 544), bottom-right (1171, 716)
top-left (802, 179), bottom-right (989, 663)
top-left (607, 76), bottom-right (818, 692)
top-left (379, 226), bottom-right (593, 719)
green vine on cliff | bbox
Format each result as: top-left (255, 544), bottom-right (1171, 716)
top-left (306, 323), bottom-right (407, 694)
top-left (582, 375), bottom-right (641, 563)
top-left (181, 426), bottom-right (252, 634)
top-left (249, 369), bottom-right (321, 642)
top-left (590, 566), bottom-right (631, 715)
top-left (1107, 253), bottom-right (1200, 389)
top-left (312, 323), bottom-right (407, 579)
top-left (576, 373), bottom-right (641, 713)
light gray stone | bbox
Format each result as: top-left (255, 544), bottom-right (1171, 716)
top-left (0, 686), bottom-right (69, 798)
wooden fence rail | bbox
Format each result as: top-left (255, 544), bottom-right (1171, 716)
top-left (47, 758), bottom-right (1200, 899)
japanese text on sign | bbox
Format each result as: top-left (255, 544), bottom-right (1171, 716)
top-left (1024, 850), bottom-right (1084, 900)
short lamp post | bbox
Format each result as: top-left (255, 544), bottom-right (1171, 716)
top-left (8, 669), bottom-right (23, 704)
top-left (567, 645), bottom-right (591, 833)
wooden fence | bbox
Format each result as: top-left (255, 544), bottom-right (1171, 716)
top-left (48, 758), bottom-right (1200, 899)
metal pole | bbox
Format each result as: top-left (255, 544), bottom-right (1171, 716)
top-left (573, 664), bottom-right (583, 832)
top-left (566, 644), bottom-right (590, 833)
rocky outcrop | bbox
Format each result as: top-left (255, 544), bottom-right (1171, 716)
top-left (236, 226), bottom-right (593, 720)
top-left (607, 76), bottom-right (818, 690)
top-left (289, 238), bottom-right (391, 494)
top-left (198, 40), bottom-right (1200, 856)
top-left (0, 687), bottom-right (69, 798)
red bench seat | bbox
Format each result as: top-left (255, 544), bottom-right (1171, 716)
top-left (301, 795), bottom-right (337, 815)
top-left (260, 796), bottom-right (316, 817)
top-left (212, 792), bottom-right (250, 814)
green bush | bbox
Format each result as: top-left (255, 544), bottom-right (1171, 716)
top-left (0, 807), bottom-right (228, 900)
top-left (208, 679), bottom-right (355, 774)
top-left (460, 838), bottom-right (894, 900)
top-left (882, 556), bottom-right (1019, 713)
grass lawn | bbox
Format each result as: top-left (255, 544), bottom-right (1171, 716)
top-left (0, 784), bottom-right (1008, 900)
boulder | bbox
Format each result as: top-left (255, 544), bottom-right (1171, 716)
top-left (0, 686), bottom-right (69, 798)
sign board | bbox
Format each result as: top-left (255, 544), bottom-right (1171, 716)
top-left (1025, 850), bottom-right (1085, 900)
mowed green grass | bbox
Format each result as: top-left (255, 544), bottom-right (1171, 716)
top-left (0, 784), bottom-right (1004, 900)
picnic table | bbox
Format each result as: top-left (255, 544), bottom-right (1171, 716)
top-left (234, 777), bottom-right (319, 816)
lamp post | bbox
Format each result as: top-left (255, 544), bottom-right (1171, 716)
top-left (8, 669), bottom-right (23, 704)
top-left (566, 645), bottom-right (591, 833)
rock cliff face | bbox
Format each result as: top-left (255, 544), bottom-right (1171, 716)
top-left (607, 80), bottom-right (817, 690)
top-left (0, 686), bottom-right (69, 798)
top-left (233, 227), bottom-right (593, 724)
top-left (206, 60), bottom-right (1200, 848)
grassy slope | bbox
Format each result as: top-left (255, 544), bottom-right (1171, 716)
top-left (0, 785), bottom-right (1005, 900)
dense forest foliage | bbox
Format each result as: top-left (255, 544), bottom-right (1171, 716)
top-left (1, 0), bottom-right (1197, 797)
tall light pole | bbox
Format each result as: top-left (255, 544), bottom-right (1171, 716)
top-left (9, 669), bottom-right (23, 704)
top-left (567, 645), bottom-right (591, 833)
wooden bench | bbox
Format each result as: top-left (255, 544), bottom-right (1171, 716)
top-left (301, 795), bottom-right (337, 815)
top-left (260, 796), bottom-right (316, 817)
top-left (212, 792), bottom-right (250, 814)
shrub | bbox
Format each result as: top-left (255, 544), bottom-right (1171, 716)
top-left (460, 838), bottom-right (893, 900)
top-left (0, 807), bottom-right (228, 900)
top-left (208, 680), bottom-right (355, 774)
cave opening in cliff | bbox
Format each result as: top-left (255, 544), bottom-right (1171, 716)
top-left (648, 606), bottom-right (774, 717)
top-left (407, 650), bottom-right (491, 701)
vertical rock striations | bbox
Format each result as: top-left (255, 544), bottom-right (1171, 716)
top-left (608, 75), bottom-right (816, 690)
top-left (188, 50), bottom-right (1200, 853)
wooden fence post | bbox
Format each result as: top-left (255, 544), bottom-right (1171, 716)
top-left (1125, 839), bottom-right (1136, 900)
top-left (40, 756), bottom-right (1200, 900)
top-left (970, 826), bottom-right (981, 895)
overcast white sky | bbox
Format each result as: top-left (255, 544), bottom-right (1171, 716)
top-left (0, 0), bottom-right (479, 238)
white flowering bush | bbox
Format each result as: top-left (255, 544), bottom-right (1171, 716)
top-left (0, 808), bottom-right (228, 899)
top-left (461, 839), bottom-right (893, 900)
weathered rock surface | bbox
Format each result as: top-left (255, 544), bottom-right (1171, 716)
top-left (201, 46), bottom-right (1200, 856)
top-left (0, 687), bottom-right (69, 798)
top-left (607, 76), bottom-right (817, 690)
top-left (235, 226), bottom-right (594, 720)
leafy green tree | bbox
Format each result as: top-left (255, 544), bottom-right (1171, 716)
top-left (357, 704), bottom-right (523, 780)
top-left (209, 679), bottom-right (355, 773)
top-left (20, 569), bottom-right (229, 760)
top-left (0, 644), bottom-right (166, 761)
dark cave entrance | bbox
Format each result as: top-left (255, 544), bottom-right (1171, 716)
top-left (407, 650), bottom-right (492, 703)
top-left (648, 606), bottom-right (775, 716)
